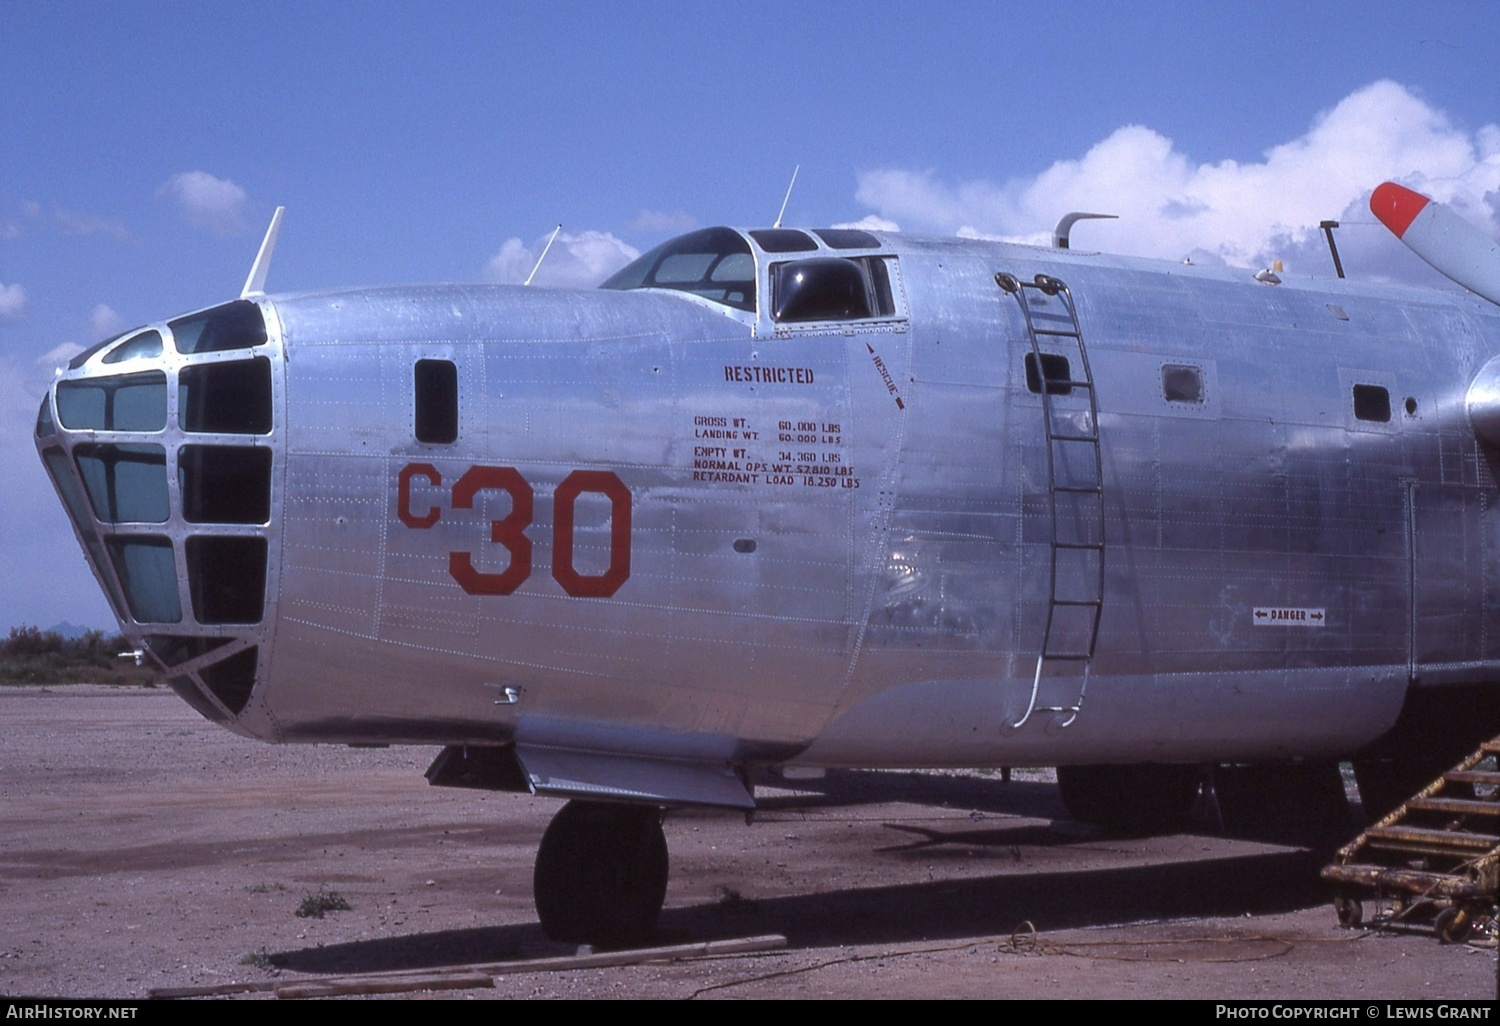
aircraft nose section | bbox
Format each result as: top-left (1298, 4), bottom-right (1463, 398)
top-left (33, 299), bottom-right (283, 731)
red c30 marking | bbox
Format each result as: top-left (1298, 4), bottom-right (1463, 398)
top-left (397, 463), bottom-right (442, 529)
top-left (448, 466), bottom-right (533, 595)
top-left (398, 463), bottom-right (632, 598)
top-left (552, 470), bottom-right (632, 598)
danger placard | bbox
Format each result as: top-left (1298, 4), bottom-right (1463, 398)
top-left (1253, 607), bottom-right (1325, 627)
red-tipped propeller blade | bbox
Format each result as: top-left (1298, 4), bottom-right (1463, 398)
top-left (1371, 181), bottom-right (1500, 306)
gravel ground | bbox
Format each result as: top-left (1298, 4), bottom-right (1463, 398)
top-left (1, 685), bottom-right (1494, 1000)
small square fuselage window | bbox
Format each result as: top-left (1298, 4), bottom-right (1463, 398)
top-left (1024, 352), bottom-right (1072, 395)
top-left (1353, 384), bottom-right (1391, 423)
top-left (1162, 364), bottom-right (1204, 404)
top-left (415, 360), bottom-right (458, 444)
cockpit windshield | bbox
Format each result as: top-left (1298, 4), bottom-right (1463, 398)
top-left (600, 227), bottom-right (755, 312)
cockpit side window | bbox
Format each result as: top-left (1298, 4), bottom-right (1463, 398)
top-left (600, 227), bottom-right (756, 312)
top-left (749, 229), bottom-right (817, 253)
top-left (771, 256), bottom-right (898, 324)
top-left (814, 228), bottom-right (881, 249)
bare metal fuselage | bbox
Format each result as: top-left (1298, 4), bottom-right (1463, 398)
top-left (37, 230), bottom-right (1500, 799)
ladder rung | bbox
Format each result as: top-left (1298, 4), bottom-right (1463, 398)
top-left (1053, 485), bottom-right (1103, 494)
top-left (1446, 769), bottom-right (1500, 786)
top-left (1364, 825), bottom-right (1499, 852)
top-left (1052, 599), bottom-right (1102, 608)
top-left (1033, 328), bottom-right (1082, 338)
top-left (1048, 432), bottom-right (1098, 443)
top-left (1054, 542), bottom-right (1104, 551)
top-left (1041, 652), bottom-right (1093, 661)
top-left (1407, 796), bottom-right (1500, 816)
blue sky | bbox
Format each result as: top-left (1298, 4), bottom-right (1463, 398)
top-left (3, 1), bottom-right (1499, 631)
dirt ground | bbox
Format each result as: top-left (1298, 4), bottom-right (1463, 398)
top-left (1, 685), bottom-right (1494, 1000)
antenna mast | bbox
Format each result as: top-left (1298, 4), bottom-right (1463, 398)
top-left (1319, 220), bottom-right (1346, 279)
top-left (525, 225), bottom-right (563, 286)
top-left (773, 165), bottom-right (800, 228)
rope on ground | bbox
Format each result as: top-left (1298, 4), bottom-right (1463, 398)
top-left (686, 939), bottom-right (1001, 999)
top-left (1030, 935), bottom-right (1294, 963)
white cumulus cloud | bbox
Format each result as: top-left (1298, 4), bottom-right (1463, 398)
top-left (831, 214), bottom-right (902, 232)
top-left (37, 342), bottom-right (83, 369)
top-left (51, 207), bottom-right (129, 239)
top-left (632, 209), bottom-right (698, 235)
top-left (89, 304), bottom-right (122, 338)
top-left (158, 171), bottom-right (249, 235)
top-left (0, 282), bottom-right (26, 322)
top-left (0, 200), bottom-right (128, 240)
top-left (482, 229), bottom-right (640, 288)
top-left (854, 81), bottom-right (1500, 279)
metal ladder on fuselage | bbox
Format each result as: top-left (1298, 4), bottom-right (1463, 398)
top-left (996, 272), bottom-right (1104, 730)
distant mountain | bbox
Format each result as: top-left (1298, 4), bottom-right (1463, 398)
top-left (45, 621), bottom-right (106, 640)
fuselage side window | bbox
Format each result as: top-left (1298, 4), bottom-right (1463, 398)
top-left (1353, 383), bottom-right (1391, 423)
top-left (1025, 353), bottom-right (1072, 395)
top-left (415, 359), bottom-right (459, 444)
top-left (1162, 364), bottom-right (1204, 404)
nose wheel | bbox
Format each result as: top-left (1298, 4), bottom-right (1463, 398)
top-left (533, 800), bottom-right (669, 946)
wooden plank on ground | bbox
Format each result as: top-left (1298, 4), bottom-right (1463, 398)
top-left (276, 972), bottom-right (494, 999)
top-left (485, 933), bottom-right (788, 976)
